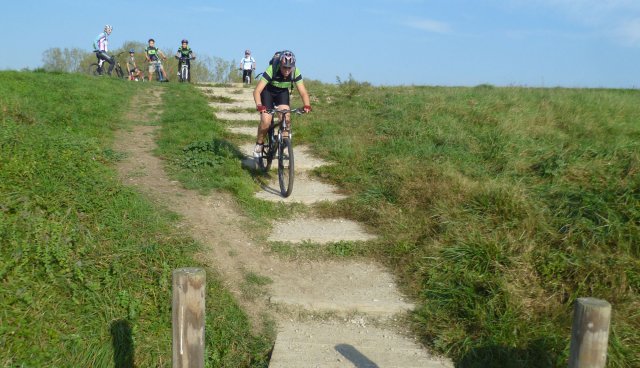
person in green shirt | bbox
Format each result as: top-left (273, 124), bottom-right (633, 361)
top-left (252, 50), bottom-right (312, 158)
top-left (175, 39), bottom-right (196, 82)
top-left (144, 39), bottom-right (168, 82)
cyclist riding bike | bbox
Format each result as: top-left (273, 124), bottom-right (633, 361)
top-left (175, 39), bottom-right (196, 82)
top-left (239, 49), bottom-right (256, 84)
top-left (253, 50), bottom-right (311, 158)
top-left (93, 25), bottom-right (115, 76)
top-left (126, 49), bottom-right (144, 81)
top-left (145, 38), bottom-right (169, 82)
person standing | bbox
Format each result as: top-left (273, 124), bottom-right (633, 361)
top-left (93, 25), bottom-right (114, 75)
top-left (145, 39), bottom-right (169, 82)
top-left (240, 49), bottom-right (256, 84)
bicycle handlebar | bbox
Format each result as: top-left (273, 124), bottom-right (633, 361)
top-left (265, 108), bottom-right (305, 115)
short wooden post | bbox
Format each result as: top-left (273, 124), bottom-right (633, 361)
top-left (568, 297), bottom-right (611, 368)
top-left (172, 268), bottom-right (206, 368)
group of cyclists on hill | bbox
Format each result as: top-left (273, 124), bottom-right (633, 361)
top-left (93, 25), bottom-right (195, 82)
top-left (93, 24), bottom-right (312, 159)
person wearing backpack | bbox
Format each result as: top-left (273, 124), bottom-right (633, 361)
top-left (239, 49), bottom-right (256, 84)
top-left (252, 50), bottom-right (312, 159)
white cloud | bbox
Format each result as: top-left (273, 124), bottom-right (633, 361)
top-left (405, 18), bottom-right (452, 34)
top-left (503, 0), bottom-right (640, 46)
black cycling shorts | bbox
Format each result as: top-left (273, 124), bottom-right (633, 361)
top-left (260, 87), bottom-right (289, 108)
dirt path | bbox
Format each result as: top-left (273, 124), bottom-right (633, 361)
top-left (115, 85), bottom-right (451, 367)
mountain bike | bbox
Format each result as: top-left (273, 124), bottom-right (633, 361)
top-left (88, 51), bottom-right (126, 78)
top-left (151, 60), bottom-right (165, 82)
top-left (177, 56), bottom-right (194, 83)
top-left (258, 108), bottom-right (305, 197)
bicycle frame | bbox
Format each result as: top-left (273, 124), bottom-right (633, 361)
top-left (179, 57), bottom-right (193, 82)
top-left (262, 108), bottom-right (304, 197)
top-left (153, 60), bottom-right (164, 81)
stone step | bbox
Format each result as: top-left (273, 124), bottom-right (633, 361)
top-left (214, 111), bottom-right (256, 121)
top-left (256, 172), bottom-right (347, 204)
top-left (268, 260), bottom-right (411, 315)
top-left (239, 143), bottom-right (330, 171)
top-left (268, 320), bottom-right (452, 368)
top-left (268, 217), bottom-right (375, 244)
top-left (227, 126), bottom-right (256, 136)
top-left (208, 101), bottom-right (255, 110)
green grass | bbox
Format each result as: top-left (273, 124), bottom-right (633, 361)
top-left (0, 71), bottom-right (270, 367)
top-left (297, 83), bottom-right (640, 367)
top-left (160, 79), bottom-right (639, 367)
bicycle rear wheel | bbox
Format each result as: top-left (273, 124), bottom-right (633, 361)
top-left (278, 138), bottom-right (294, 197)
top-left (88, 63), bottom-right (102, 76)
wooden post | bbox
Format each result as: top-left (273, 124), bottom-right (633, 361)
top-left (172, 268), bottom-right (206, 368)
top-left (568, 297), bottom-right (611, 368)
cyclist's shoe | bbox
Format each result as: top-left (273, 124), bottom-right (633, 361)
top-left (253, 143), bottom-right (263, 159)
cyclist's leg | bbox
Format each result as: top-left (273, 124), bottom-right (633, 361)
top-left (98, 51), bottom-right (115, 75)
top-left (257, 89), bottom-right (276, 145)
top-left (96, 52), bottom-right (106, 73)
top-left (148, 62), bottom-right (155, 81)
top-left (160, 64), bottom-right (168, 80)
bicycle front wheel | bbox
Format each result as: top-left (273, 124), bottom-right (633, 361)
top-left (278, 138), bottom-right (294, 197)
top-left (114, 65), bottom-right (125, 79)
top-left (259, 130), bottom-right (276, 172)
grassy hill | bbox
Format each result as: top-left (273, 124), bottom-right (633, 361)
top-left (1, 70), bottom-right (638, 367)
top-left (299, 82), bottom-right (640, 367)
top-left (0, 71), bottom-right (270, 367)
top-left (154, 80), bottom-right (639, 367)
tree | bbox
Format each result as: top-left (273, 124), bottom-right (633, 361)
top-left (42, 48), bottom-right (89, 73)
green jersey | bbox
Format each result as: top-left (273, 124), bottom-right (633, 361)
top-left (145, 46), bottom-right (159, 61)
top-left (262, 64), bottom-right (302, 91)
top-left (177, 46), bottom-right (193, 58)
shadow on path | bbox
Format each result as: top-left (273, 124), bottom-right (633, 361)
top-left (335, 344), bottom-right (380, 368)
top-left (110, 319), bottom-right (135, 368)
top-left (455, 340), bottom-right (556, 368)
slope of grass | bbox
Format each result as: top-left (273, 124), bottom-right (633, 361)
top-left (297, 83), bottom-right (640, 367)
top-left (150, 79), bottom-right (639, 367)
top-left (0, 71), bottom-right (270, 367)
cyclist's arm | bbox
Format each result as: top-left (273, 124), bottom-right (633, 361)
top-left (253, 79), bottom-right (268, 106)
top-left (295, 81), bottom-right (311, 107)
top-left (190, 51), bottom-right (196, 59)
top-left (159, 50), bottom-right (167, 60)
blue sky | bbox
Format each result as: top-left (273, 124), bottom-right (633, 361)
top-left (1, 0), bottom-right (639, 87)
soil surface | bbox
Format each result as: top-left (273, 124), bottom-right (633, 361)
top-left (113, 84), bottom-right (452, 367)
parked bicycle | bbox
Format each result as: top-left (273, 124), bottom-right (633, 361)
top-left (177, 56), bottom-right (195, 83)
top-left (258, 107), bottom-right (305, 197)
top-left (88, 51), bottom-right (126, 78)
